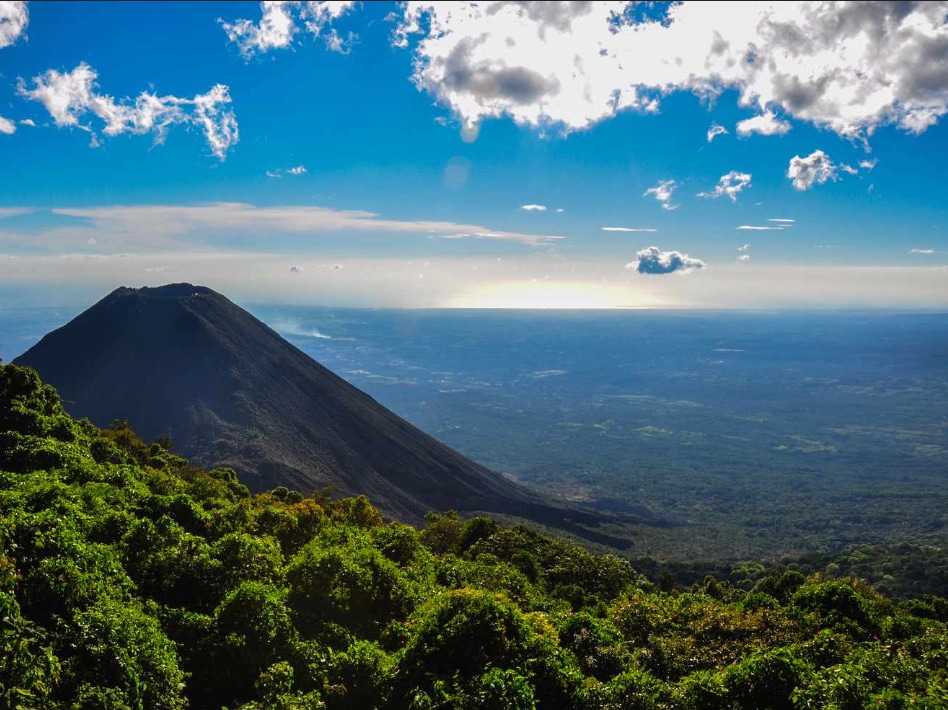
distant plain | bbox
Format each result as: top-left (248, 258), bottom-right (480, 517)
top-left (3, 306), bottom-right (946, 561)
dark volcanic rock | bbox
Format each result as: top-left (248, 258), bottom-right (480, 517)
top-left (15, 284), bottom-right (634, 541)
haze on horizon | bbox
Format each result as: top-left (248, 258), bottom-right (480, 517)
top-left (1, 1), bottom-right (947, 310)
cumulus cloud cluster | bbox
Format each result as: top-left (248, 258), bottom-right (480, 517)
top-left (644, 180), bottom-right (679, 210)
top-left (18, 63), bottom-right (239, 159)
top-left (699, 171), bottom-right (752, 202)
top-left (626, 246), bottom-right (706, 275)
top-left (222, 1), bottom-right (357, 58)
top-left (786, 150), bottom-right (839, 190)
top-left (394, 2), bottom-right (948, 139)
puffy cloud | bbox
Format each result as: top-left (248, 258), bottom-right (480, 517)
top-left (707, 123), bottom-right (728, 142)
top-left (221, 1), bottom-right (357, 58)
top-left (910, 248), bottom-right (935, 254)
top-left (626, 245), bottom-right (706, 275)
top-left (521, 204), bottom-right (547, 211)
top-left (602, 227), bottom-right (658, 232)
top-left (738, 243), bottom-right (751, 252)
top-left (644, 179), bottom-right (679, 210)
top-left (287, 165), bottom-right (307, 175)
top-left (18, 63), bottom-right (238, 160)
top-left (395, 2), bottom-right (948, 140)
top-left (0, 1), bottom-right (27, 50)
top-left (699, 171), bottom-right (752, 202)
top-left (787, 149), bottom-right (836, 190)
top-left (0, 115), bottom-right (14, 135)
top-left (18, 118), bottom-right (35, 127)
top-left (738, 254), bottom-right (751, 262)
top-left (859, 158), bottom-right (878, 170)
top-left (736, 110), bottom-right (791, 137)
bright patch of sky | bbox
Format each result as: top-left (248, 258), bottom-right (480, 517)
top-left (1, 1), bottom-right (947, 308)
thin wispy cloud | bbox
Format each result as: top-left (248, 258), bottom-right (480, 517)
top-left (643, 180), bottom-right (679, 211)
top-left (35, 203), bottom-right (565, 249)
top-left (707, 123), bottom-right (728, 142)
top-left (267, 165), bottom-right (308, 178)
top-left (698, 171), bottom-right (752, 202)
top-left (738, 244), bottom-right (751, 252)
top-left (521, 204), bottom-right (547, 211)
top-left (737, 225), bottom-right (783, 231)
top-left (769, 218), bottom-right (795, 224)
top-left (0, 208), bottom-right (32, 218)
top-left (910, 248), bottom-right (935, 254)
top-left (601, 227), bottom-right (658, 233)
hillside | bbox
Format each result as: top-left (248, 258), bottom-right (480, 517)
top-left (13, 284), bottom-right (643, 543)
top-left (1, 362), bottom-right (947, 708)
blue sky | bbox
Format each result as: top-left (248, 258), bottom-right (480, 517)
top-left (0, 1), bottom-right (947, 308)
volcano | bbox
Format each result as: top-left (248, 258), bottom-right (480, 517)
top-left (15, 284), bottom-right (638, 542)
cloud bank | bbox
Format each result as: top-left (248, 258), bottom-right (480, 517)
top-left (395, 2), bottom-right (948, 140)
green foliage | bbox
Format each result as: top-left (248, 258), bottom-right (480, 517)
top-left (0, 362), bottom-right (947, 708)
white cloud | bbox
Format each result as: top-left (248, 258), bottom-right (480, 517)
top-left (707, 123), bottom-right (728, 142)
top-left (859, 158), bottom-right (878, 170)
top-left (626, 245), bottom-right (706, 275)
top-left (555, 208), bottom-right (564, 213)
top-left (910, 248), bottom-right (935, 254)
top-left (840, 163), bottom-right (859, 175)
top-left (18, 118), bottom-right (34, 127)
top-left (602, 227), bottom-right (658, 232)
top-left (738, 254), bottom-right (751, 262)
top-left (0, 115), bottom-right (14, 135)
top-left (521, 204), bottom-right (547, 211)
top-left (736, 111), bottom-right (791, 137)
top-left (699, 171), bottom-right (752, 202)
top-left (34, 202), bottom-right (565, 249)
top-left (0, 207), bottom-right (31, 218)
top-left (737, 225), bottom-right (782, 231)
top-left (395, 2), bottom-right (948, 140)
top-left (644, 179), bottom-right (679, 210)
top-left (787, 149), bottom-right (837, 190)
top-left (221, 1), bottom-right (357, 58)
top-left (769, 218), bottom-right (794, 223)
top-left (738, 243), bottom-right (751, 252)
top-left (0, 0), bottom-right (27, 50)
top-left (18, 63), bottom-right (239, 160)
top-left (268, 165), bottom-right (308, 177)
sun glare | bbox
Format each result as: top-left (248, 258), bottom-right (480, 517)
top-left (445, 280), bottom-right (649, 309)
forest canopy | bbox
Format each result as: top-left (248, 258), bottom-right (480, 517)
top-left (0, 362), bottom-right (946, 709)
